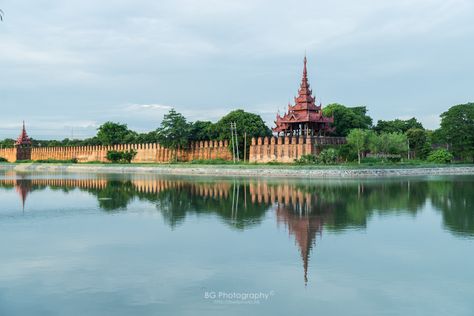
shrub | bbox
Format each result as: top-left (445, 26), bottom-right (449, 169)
top-left (427, 149), bottom-right (453, 163)
top-left (35, 158), bottom-right (78, 163)
top-left (319, 148), bottom-right (338, 164)
top-left (106, 150), bottom-right (123, 163)
top-left (338, 144), bottom-right (358, 162)
top-left (122, 150), bottom-right (137, 163)
top-left (190, 158), bottom-right (231, 164)
top-left (360, 157), bottom-right (383, 164)
top-left (295, 154), bottom-right (318, 164)
top-left (106, 150), bottom-right (137, 163)
top-left (0, 157), bottom-right (8, 163)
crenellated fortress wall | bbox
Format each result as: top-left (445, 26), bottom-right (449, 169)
top-left (249, 136), bottom-right (346, 163)
top-left (0, 140), bottom-right (231, 163)
top-left (0, 148), bottom-right (17, 162)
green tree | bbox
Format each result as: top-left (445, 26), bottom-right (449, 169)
top-left (0, 138), bottom-right (15, 148)
top-left (427, 149), bottom-right (453, 163)
top-left (373, 118), bottom-right (423, 134)
top-left (97, 122), bottom-right (133, 145)
top-left (438, 103), bottom-right (474, 162)
top-left (156, 109), bottom-right (191, 161)
top-left (369, 132), bottom-right (407, 157)
top-left (323, 104), bottom-right (373, 137)
top-left (134, 131), bottom-right (158, 144)
top-left (189, 121), bottom-right (218, 141)
top-left (318, 148), bottom-right (338, 164)
top-left (406, 128), bottom-right (431, 159)
top-left (213, 109), bottom-right (271, 160)
top-left (347, 129), bottom-right (372, 164)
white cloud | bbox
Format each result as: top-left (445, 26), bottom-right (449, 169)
top-left (0, 0), bottom-right (472, 135)
top-left (125, 104), bottom-right (173, 111)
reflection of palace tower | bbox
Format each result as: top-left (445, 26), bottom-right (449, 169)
top-left (276, 206), bottom-right (323, 285)
top-left (249, 182), bottom-right (333, 285)
top-left (2, 176), bottom-right (334, 284)
top-left (15, 179), bottom-right (32, 210)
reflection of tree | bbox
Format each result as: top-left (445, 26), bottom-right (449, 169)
top-left (2, 174), bottom-right (473, 286)
top-left (0, 176), bottom-right (472, 238)
top-left (95, 180), bottom-right (136, 211)
top-left (153, 182), bottom-right (271, 229)
top-left (429, 178), bottom-right (474, 237)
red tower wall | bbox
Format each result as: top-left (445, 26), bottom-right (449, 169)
top-left (249, 136), bottom-right (346, 163)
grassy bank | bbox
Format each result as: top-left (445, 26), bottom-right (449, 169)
top-left (2, 160), bottom-right (473, 170)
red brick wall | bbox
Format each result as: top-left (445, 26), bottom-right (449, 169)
top-left (27, 141), bottom-right (232, 163)
top-left (249, 136), bottom-right (346, 163)
top-left (0, 148), bottom-right (17, 162)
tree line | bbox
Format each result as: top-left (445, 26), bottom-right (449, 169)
top-left (324, 102), bottom-right (473, 163)
top-left (1, 102), bottom-right (473, 163)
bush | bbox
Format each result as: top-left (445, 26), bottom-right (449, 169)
top-left (427, 149), bottom-right (453, 163)
top-left (190, 158), bottom-right (232, 164)
top-left (0, 157), bottom-right (8, 163)
top-left (338, 144), bottom-right (358, 162)
top-left (106, 150), bottom-right (123, 163)
top-left (122, 150), bottom-right (137, 163)
top-left (295, 154), bottom-right (318, 164)
top-left (295, 149), bottom-right (339, 165)
top-left (106, 150), bottom-right (137, 163)
top-left (35, 158), bottom-right (78, 163)
top-left (360, 157), bottom-right (384, 164)
top-left (319, 148), bottom-right (338, 164)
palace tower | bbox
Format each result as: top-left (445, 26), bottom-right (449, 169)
top-left (14, 121), bottom-right (32, 161)
top-left (273, 57), bottom-right (334, 136)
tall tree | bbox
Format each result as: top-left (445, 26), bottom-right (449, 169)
top-left (0, 138), bottom-right (15, 148)
top-left (96, 122), bottom-right (133, 145)
top-left (156, 109), bottom-right (191, 161)
top-left (323, 104), bottom-right (373, 137)
top-left (189, 121), bottom-right (217, 141)
top-left (374, 118), bottom-right (423, 134)
top-left (406, 128), bottom-right (431, 159)
top-left (439, 103), bottom-right (474, 162)
top-left (373, 132), bottom-right (407, 155)
top-left (346, 129), bottom-right (373, 164)
top-left (213, 109), bottom-right (271, 160)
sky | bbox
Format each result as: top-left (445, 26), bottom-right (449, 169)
top-left (0, 0), bottom-right (473, 139)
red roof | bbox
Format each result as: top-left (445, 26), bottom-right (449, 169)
top-left (273, 57), bottom-right (334, 133)
top-left (15, 121), bottom-right (32, 146)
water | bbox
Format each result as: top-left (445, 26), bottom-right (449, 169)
top-left (0, 171), bottom-right (473, 316)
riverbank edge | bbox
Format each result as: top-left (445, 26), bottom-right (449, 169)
top-left (1, 163), bottom-right (474, 178)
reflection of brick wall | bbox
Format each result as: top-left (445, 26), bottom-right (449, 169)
top-left (0, 148), bottom-right (17, 162)
top-left (0, 141), bottom-right (231, 163)
top-left (249, 136), bottom-right (346, 163)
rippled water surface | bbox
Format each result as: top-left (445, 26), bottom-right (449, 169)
top-left (0, 171), bottom-right (473, 315)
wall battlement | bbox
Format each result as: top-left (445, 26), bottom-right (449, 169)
top-left (0, 148), bottom-right (17, 162)
top-left (0, 140), bottom-right (231, 163)
top-left (249, 136), bottom-right (346, 163)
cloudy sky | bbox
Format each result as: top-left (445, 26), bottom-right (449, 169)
top-left (0, 0), bottom-right (473, 139)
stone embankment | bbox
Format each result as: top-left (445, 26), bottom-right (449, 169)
top-left (1, 163), bottom-right (473, 178)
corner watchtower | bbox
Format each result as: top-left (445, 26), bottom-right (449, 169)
top-left (14, 121), bottom-right (32, 161)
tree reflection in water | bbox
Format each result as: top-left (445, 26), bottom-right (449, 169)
top-left (1, 173), bottom-right (473, 284)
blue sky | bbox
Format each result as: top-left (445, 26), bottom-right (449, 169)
top-left (0, 0), bottom-right (473, 139)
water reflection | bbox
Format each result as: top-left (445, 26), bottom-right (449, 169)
top-left (0, 173), bottom-right (473, 285)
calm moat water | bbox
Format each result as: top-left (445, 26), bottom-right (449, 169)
top-left (0, 171), bottom-right (473, 316)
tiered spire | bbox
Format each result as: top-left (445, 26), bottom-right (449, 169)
top-left (15, 121), bottom-right (32, 147)
top-left (293, 55), bottom-right (317, 111)
top-left (273, 56), bottom-right (334, 135)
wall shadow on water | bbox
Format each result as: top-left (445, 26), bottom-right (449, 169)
top-left (0, 173), bottom-right (473, 285)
